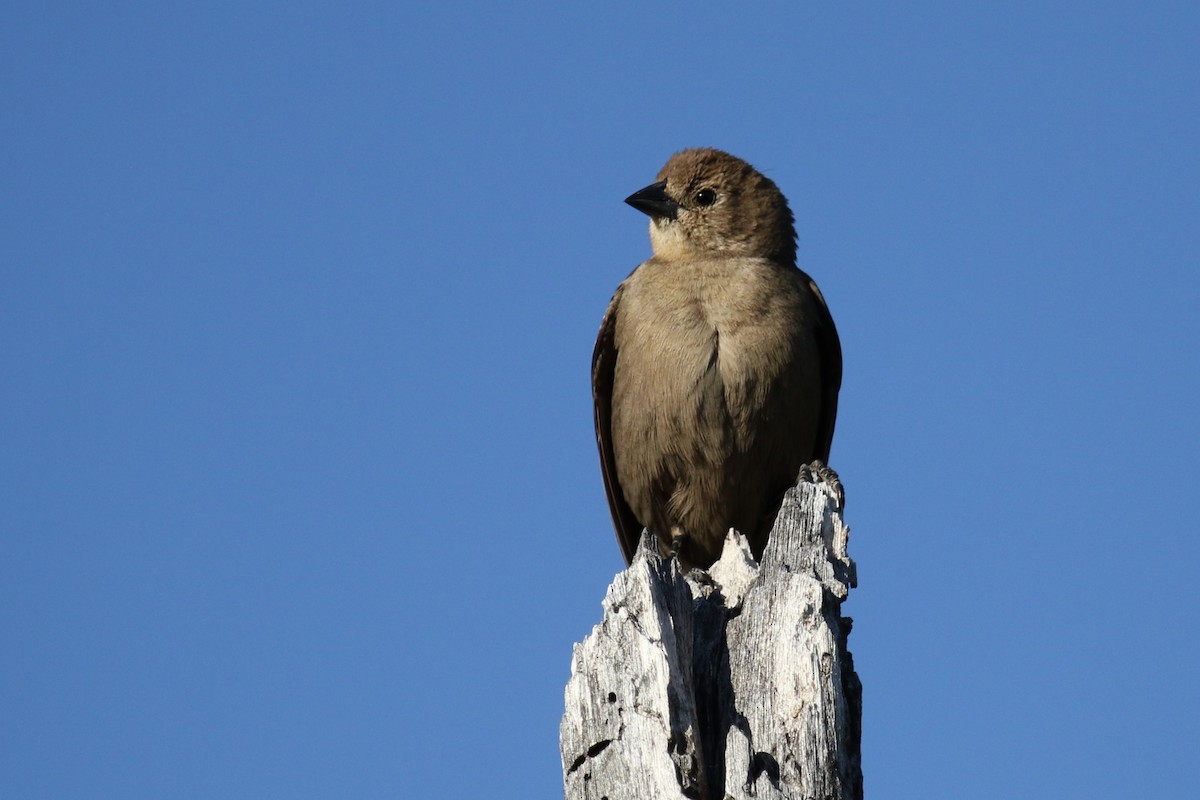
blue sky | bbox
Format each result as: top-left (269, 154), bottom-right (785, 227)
top-left (3, 3), bottom-right (1198, 797)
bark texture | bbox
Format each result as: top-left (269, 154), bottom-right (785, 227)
top-left (561, 479), bottom-right (861, 800)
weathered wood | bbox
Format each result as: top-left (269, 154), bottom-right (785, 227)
top-left (561, 479), bottom-right (861, 800)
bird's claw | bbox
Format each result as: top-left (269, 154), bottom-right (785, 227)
top-left (797, 460), bottom-right (845, 510)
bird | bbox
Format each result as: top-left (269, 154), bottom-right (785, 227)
top-left (592, 148), bottom-right (842, 570)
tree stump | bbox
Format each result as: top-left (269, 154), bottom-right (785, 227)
top-left (561, 479), bottom-right (861, 800)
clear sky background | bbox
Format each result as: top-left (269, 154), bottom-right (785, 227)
top-left (3, 3), bottom-right (1198, 797)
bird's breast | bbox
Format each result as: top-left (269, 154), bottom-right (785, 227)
top-left (612, 258), bottom-right (813, 442)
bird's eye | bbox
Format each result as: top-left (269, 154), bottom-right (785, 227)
top-left (694, 188), bottom-right (717, 207)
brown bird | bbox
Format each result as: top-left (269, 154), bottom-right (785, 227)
top-left (593, 148), bottom-right (842, 570)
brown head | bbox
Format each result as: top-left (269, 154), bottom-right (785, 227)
top-left (625, 148), bottom-right (797, 264)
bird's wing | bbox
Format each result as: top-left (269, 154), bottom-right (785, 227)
top-left (592, 284), bottom-right (643, 565)
top-left (803, 272), bottom-right (843, 463)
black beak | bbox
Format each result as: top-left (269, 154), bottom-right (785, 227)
top-left (624, 181), bottom-right (678, 220)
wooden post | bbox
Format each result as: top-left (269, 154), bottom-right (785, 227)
top-left (561, 479), bottom-right (861, 800)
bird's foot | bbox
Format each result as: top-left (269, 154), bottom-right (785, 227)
top-left (667, 527), bottom-right (685, 559)
top-left (797, 459), bottom-right (844, 510)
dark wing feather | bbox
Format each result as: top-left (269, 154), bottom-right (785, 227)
top-left (592, 286), bottom-right (643, 564)
top-left (802, 273), bottom-right (842, 463)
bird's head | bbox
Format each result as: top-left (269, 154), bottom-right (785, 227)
top-left (625, 148), bottom-right (797, 264)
